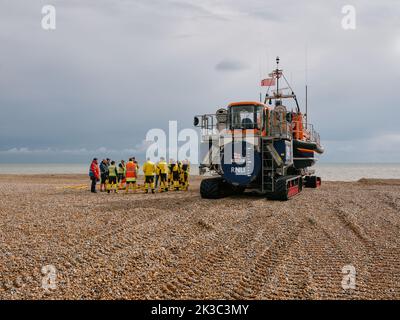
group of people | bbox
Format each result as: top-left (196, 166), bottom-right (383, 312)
top-left (89, 157), bottom-right (190, 194)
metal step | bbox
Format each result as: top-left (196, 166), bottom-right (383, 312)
top-left (261, 140), bottom-right (275, 193)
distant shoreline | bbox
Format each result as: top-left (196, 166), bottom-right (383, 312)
top-left (2, 174), bottom-right (400, 185)
top-left (1, 163), bottom-right (400, 181)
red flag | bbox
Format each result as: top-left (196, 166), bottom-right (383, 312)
top-left (261, 78), bottom-right (275, 87)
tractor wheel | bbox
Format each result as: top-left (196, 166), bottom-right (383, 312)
top-left (268, 176), bottom-right (302, 201)
top-left (231, 186), bottom-right (246, 195)
top-left (269, 177), bottom-right (289, 201)
top-left (200, 178), bottom-right (224, 199)
top-left (305, 176), bottom-right (322, 188)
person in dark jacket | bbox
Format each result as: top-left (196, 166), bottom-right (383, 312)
top-left (89, 158), bottom-right (100, 193)
top-left (99, 159), bottom-right (109, 192)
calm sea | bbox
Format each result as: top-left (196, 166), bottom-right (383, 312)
top-left (0, 163), bottom-right (399, 182)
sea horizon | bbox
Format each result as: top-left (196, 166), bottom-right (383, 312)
top-left (1, 162), bottom-right (400, 182)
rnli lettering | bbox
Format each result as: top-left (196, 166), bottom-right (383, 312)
top-left (231, 167), bottom-right (246, 174)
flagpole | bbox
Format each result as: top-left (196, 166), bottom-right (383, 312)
top-left (259, 57), bottom-right (262, 102)
top-left (276, 57), bottom-right (280, 106)
top-left (306, 85), bottom-right (308, 128)
top-left (305, 44), bottom-right (309, 128)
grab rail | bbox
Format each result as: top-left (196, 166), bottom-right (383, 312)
top-left (195, 111), bottom-right (321, 146)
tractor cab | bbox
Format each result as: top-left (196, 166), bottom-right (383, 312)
top-left (228, 102), bottom-right (266, 131)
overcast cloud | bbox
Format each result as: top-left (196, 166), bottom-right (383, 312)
top-left (0, 0), bottom-right (399, 163)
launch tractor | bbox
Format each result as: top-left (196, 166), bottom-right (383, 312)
top-left (193, 57), bottom-right (324, 200)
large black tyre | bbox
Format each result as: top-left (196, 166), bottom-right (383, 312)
top-left (200, 177), bottom-right (237, 199)
top-left (268, 176), bottom-right (302, 201)
top-left (305, 176), bottom-right (321, 188)
top-left (231, 186), bottom-right (246, 195)
top-left (200, 178), bottom-right (224, 199)
top-left (268, 177), bottom-right (288, 201)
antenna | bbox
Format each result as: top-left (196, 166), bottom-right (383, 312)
top-left (305, 45), bottom-right (309, 128)
top-left (306, 85), bottom-right (308, 128)
top-left (276, 56), bottom-right (280, 93)
top-left (259, 57), bottom-right (262, 102)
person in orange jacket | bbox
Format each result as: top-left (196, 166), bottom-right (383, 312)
top-left (125, 158), bottom-right (138, 193)
top-left (89, 158), bottom-right (100, 193)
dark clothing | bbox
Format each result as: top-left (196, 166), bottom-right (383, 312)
top-left (100, 162), bottom-right (109, 174)
top-left (160, 173), bottom-right (167, 182)
top-left (155, 175), bottom-right (159, 187)
top-left (145, 176), bottom-right (154, 183)
top-left (99, 162), bottom-right (109, 184)
top-left (101, 173), bottom-right (108, 184)
top-left (91, 177), bottom-right (97, 193)
top-left (117, 174), bottom-right (124, 182)
top-left (108, 176), bottom-right (117, 185)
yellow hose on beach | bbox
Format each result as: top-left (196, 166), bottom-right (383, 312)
top-left (62, 184), bottom-right (146, 191)
top-left (63, 184), bottom-right (88, 190)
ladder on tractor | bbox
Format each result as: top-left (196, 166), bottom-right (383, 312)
top-left (261, 139), bottom-right (275, 193)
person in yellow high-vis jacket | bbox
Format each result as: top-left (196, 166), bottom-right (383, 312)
top-left (178, 161), bottom-right (184, 190)
top-left (181, 159), bottom-right (190, 191)
top-left (155, 162), bottom-right (161, 190)
top-left (142, 158), bottom-right (156, 194)
top-left (168, 159), bottom-right (174, 188)
top-left (107, 161), bottom-right (118, 193)
top-left (171, 160), bottom-right (181, 191)
top-left (157, 157), bottom-right (169, 192)
top-left (117, 161), bottom-right (126, 189)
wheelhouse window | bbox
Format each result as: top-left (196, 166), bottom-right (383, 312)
top-left (229, 105), bottom-right (262, 130)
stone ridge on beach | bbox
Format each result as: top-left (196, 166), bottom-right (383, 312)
top-left (0, 175), bottom-right (399, 300)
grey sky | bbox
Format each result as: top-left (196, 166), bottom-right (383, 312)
top-left (0, 0), bottom-right (399, 163)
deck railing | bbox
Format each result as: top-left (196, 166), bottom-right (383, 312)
top-left (195, 112), bottom-right (321, 146)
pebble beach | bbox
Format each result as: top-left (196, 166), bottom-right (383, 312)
top-left (0, 174), bottom-right (399, 299)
